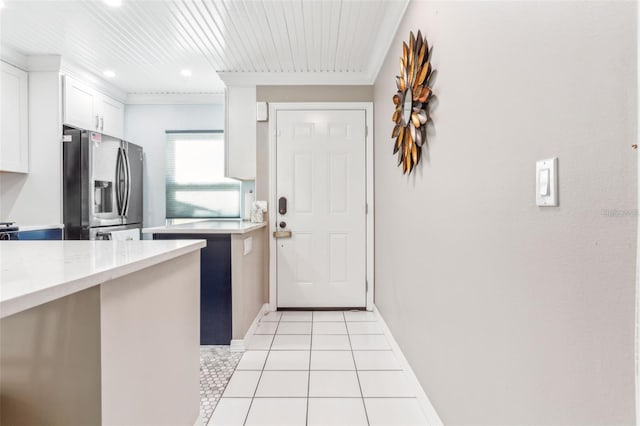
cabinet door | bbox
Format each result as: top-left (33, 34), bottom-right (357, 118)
top-left (0, 62), bottom-right (29, 173)
top-left (97, 95), bottom-right (124, 139)
top-left (225, 86), bottom-right (256, 180)
top-left (63, 76), bottom-right (98, 131)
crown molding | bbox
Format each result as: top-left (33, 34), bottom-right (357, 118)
top-left (0, 45), bottom-right (28, 70)
top-left (60, 58), bottom-right (127, 102)
top-left (217, 71), bottom-right (374, 87)
top-left (126, 93), bottom-right (225, 105)
top-left (27, 55), bottom-right (62, 72)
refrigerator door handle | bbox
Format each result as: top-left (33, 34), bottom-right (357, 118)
top-left (123, 146), bottom-right (132, 218)
top-left (115, 147), bottom-right (124, 216)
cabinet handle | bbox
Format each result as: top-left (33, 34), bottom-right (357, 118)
top-left (100, 116), bottom-right (104, 131)
top-left (95, 115), bottom-right (100, 129)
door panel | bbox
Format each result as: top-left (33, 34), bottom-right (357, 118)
top-left (64, 77), bottom-right (96, 131)
top-left (276, 110), bottom-right (366, 308)
top-left (293, 153), bottom-right (313, 213)
top-left (89, 132), bottom-right (121, 227)
top-left (100, 96), bottom-right (124, 139)
top-left (123, 142), bottom-right (143, 225)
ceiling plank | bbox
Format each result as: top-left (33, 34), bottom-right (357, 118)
top-left (1, 0), bottom-right (409, 92)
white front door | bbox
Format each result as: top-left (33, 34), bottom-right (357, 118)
top-left (276, 109), bottom-right (367, 308)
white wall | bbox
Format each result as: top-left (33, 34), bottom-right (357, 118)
top-left (124, 104), bottom-right (224, 229)
top-left (373, 1), bottom-right (637, 424)
top-left (0, 71), bottom-right (61, 225)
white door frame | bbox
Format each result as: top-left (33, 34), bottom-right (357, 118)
top-left (268, 102), bottom-right (374, 311)
top-left (636, 5), bottom-right (639, 423)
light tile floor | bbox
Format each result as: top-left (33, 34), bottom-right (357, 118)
top-left (207, 310), bottom-right (429, 426)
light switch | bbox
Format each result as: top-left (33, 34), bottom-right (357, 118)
top-left (536, 158), bottom-right (558, 206)
top-left (256, 102), bottom-right (268, 121)
top-left (538, 168), bottom-right (550, 196)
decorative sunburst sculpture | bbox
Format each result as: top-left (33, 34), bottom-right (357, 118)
top-left (392, 30), bottom-right (434, 175)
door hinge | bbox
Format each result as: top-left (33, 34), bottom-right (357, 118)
top-left (366, 280), bottom-right (369, 292)
top-left (365, 203), bottom-right (369, 215)
top-left (365, 125), bottom-right (368, 137)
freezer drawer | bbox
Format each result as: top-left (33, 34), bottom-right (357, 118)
top-left (90, 224), bottom-right (140, 240)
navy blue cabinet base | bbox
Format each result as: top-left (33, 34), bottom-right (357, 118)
top-left (153, 233), bottom-right (231, 345)
top-left (18, 228), bottom-right (63, 240)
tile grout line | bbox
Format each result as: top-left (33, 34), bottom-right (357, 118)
top-left (345, 311), bottom-right (371, 426)
top-left (237, 369), bottom-right (402, 372)
top-left (305, 312), bottom-right (314, 426)
top-left (242, 313), bottom-right (282, 426)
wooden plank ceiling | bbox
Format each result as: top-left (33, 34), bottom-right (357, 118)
top-left (0, 0), bottom-right (408, 93)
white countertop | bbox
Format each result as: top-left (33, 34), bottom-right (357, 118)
top-left (142, 220), bottom-right (267, 235)
top-left (0, 240), bottom-right (206, 319)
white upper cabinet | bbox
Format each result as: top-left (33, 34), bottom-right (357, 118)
top-left (225, 86), bottom-right (256, 180)
top-left (0, 61), bottom-right (29, 173)
top-left (63, 75), bottom-right (124, 139)
top-left (97, 95), bottom-right (124, 140)
top-left (63, 76), bottom-right (97, 131)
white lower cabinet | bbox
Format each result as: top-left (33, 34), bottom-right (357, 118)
top-left (0, 61), bottom-right (29, 173)
top-left (63, 75), bottom-right (124, 139)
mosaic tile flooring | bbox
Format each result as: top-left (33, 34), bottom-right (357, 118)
top-left (200, 346), bottom-right (243, 424)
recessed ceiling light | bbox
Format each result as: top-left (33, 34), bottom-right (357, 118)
top-left (0, 1), bottom-right (5, 9)
top-left (103, 70), bottom-right (116, 78)
top-left (104, 0), bottom-right (122, 7)
top-left (180, 69), bottom-right (193, 77)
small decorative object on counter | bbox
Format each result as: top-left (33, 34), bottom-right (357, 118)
top-left (392, 30), bottom-right (435, 175)
top-left (250, 208), bottom-right (263, 223)
top-left (250, 200), bottom-right (268, 223)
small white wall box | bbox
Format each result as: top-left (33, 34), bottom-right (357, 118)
top-left (243, 236), bottom-right (253, 255)
top-left (256, 102), bottom-right (268, 121)
top-left (536, 157), bottom-right (558, 206)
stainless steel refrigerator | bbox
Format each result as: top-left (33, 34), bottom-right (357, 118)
top-left (63, 128), bottom-right (143, 240)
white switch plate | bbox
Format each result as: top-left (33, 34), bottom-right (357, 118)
top-left (536, 157), bottom-right (558, 206)
top-left (243, 237), bottom-right (253, 255)
top-left (256, 102), bottom-right (268, 121)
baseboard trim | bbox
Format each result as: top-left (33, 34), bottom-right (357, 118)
top-left (373, 304), bottom-right (444, 426)
top-left (230, 303), bottom-right (269, 353)
top-left (229, 340), bottom-right (245, 353)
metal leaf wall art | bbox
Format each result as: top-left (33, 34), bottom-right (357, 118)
top-left (392, 30), bottom-right (434, 175)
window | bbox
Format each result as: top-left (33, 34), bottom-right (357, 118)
top-left (165, 131), bottom-right (240, 218)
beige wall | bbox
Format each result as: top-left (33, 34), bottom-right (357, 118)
top-left (231, 227), bottom-right (268, 339)
top-left (373, 1), bottom-right (637, 424)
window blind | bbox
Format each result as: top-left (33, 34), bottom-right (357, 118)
top-left (165, 131), bottom-right (241, 218)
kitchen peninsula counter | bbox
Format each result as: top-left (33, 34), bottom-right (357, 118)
top-left (143, 221), bottom-right (267, 348)
top-left (143, 219), bottom-right (266, 235)
top-left (0, 240), bottom-right (205, 318)
top-left (0, 240), bottom-right (205, 426)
